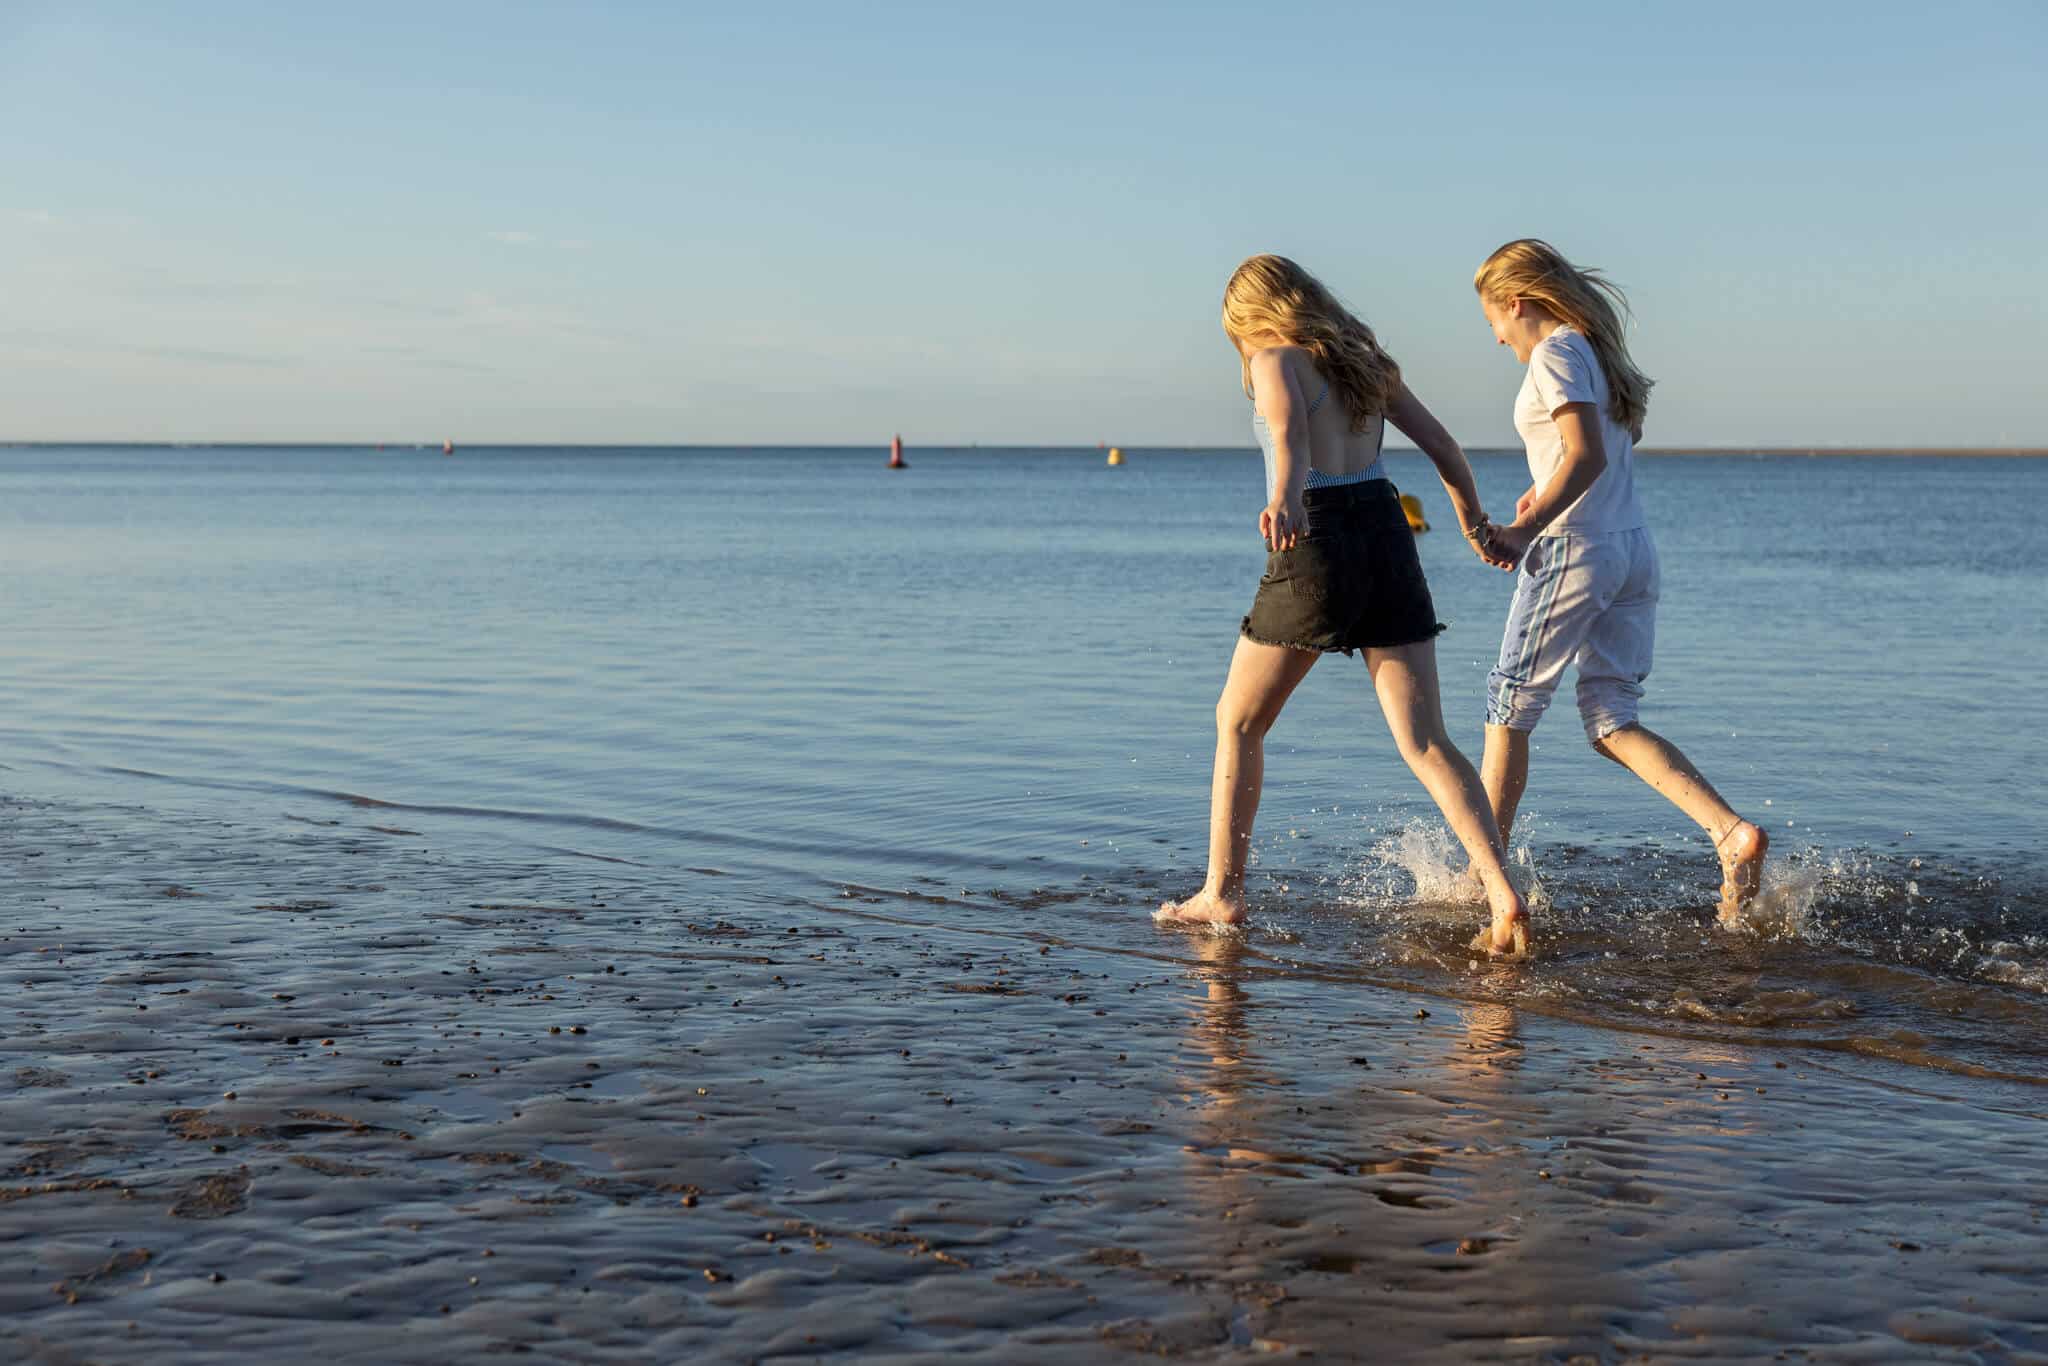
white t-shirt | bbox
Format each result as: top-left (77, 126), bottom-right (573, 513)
top-left (1513, 326), bottom-right (1646, 535)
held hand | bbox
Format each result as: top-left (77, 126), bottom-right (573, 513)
top-left (1461, 515), bottom-right (1519, 572)
top-left (1514, 488), bottom-right (1535, 522)
top-left (1487, 520), bottom-right (1535, 571)
top-left (1261, 496), bottom-right (1307, 552)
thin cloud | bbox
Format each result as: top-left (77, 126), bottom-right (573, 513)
top-left (486, 229), bottom-right (592, 250)
top-left (0, 327), bottom-right (289, 368)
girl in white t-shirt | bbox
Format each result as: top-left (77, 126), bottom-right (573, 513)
top-left (1467, 239), bottom-right (1767, 934)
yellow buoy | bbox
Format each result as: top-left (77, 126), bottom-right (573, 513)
top-left (1106, 447), bottom-right (1124, 467)
top-left (1399, 492), bottom-right (1429, 532)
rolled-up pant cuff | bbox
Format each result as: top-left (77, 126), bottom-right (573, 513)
top-left (1485, 694), bottom-right (1548, 731)
top-left (1580, 708), bottom-right (1639, 743)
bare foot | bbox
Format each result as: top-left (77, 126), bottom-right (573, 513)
top-left (1714, 820), bottom-right (1769, 923)
top-left (1447, 868), bottom-right (1487, 906)
top-left (1155, 887), bottom-right (1247, 927)
top-left (1467, 883), bottom-right (1531, 959)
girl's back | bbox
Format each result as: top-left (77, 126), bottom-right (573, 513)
top-left (1250, 348), bottom-right (1386, 499)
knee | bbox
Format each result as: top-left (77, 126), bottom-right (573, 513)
top-left (1389, 719), bottom-right (1450, 771)
top-left (1216, 698), bottom-right (1275, 740)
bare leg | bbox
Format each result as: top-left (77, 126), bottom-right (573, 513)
top-left (1364, 641), bottom-right (1528, 957)
top-left (1449, 724), bottom-right (1532, 906)
top-left (1479, 723), bottom-right (1532, 845)
top-left (1157, 637), bottom-right (1319, 926)
top-left (1591, 723), bottom-right (1768, 917)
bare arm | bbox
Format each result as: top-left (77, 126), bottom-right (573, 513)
top-left (1385, 382), bottom-right (1486, 534)
top-left (1248, 348), bottom-right (1309, 550)
top-left (1514, 403), bottom-right (1607, 533)
top-left (1488, 403), bottom-right (1607, 560)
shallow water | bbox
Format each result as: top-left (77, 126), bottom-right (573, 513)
top-left (2, 445), bottom-right (2046, 1358)
top-left (3, 445), bottom-right (2043, 1079)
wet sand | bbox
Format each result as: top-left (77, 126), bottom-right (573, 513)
top-left (4, 795), bottom-right (2045, 1363)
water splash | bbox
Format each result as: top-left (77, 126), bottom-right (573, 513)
top-left (1345, 820), bottom-right (1549, 911)
top-left (1219, 830), bottom-right (2048, 1078)
top-left (1719, 852), bottom-right (1827, 938)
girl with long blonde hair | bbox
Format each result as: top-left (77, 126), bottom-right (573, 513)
top-left (1159, 255), bottom-right (1529, 957)
top-left (1470, 239), bottom-right (1766, 922)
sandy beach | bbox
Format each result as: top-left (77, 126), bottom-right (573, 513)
top-left (5, 792), bottom-right (2043, 1363)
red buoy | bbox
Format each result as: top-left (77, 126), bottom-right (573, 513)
top-left (888, 433), bottom-right (907, 469)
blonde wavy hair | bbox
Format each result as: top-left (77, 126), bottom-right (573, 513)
top-left (1473, 239), bottom-right (1653, 429)
top-left (1221, 255), bottom-right (1400, 432)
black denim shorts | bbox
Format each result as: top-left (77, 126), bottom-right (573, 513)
top-left (1239, 480), bottom-right (1446, 655)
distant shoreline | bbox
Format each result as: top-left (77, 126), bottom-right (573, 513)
top-left (0, 442), bottom-right (2043, 457)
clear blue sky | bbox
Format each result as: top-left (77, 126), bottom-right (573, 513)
top-left (2, 1), bottom-right (2041, 446)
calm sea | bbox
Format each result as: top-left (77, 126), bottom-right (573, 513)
top-left (5, 445), bottom-right (2045, 1081)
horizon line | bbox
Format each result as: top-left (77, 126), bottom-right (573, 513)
top-left (2, 441), bottom-right (2046, 458)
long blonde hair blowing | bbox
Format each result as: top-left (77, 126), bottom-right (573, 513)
top-left (1473, 239), bottom-right (1653, 429)
top-left (1221, 255), bottom-right (1400, 433)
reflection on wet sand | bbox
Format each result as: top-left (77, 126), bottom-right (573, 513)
top-left (6, 798), bottom-right (2046, 1361)
top-left (1169, 937), bottom-right (1621, 1356)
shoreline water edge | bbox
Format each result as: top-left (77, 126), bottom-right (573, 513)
top-left (4, 791), bottom-right (2044, 1361)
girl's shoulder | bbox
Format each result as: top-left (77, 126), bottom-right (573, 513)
top-left (1529, 326), bottom-right (1601, 378)
top-left (1246, 344), bottom-right (1317, 389)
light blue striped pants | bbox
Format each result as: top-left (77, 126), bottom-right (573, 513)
top-left (1486, 527), bottom-right (1660, 742)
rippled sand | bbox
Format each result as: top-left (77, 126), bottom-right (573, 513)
top-left (5, 796), bottom-right (2045, 1362)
